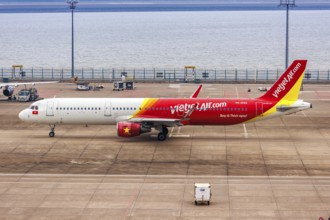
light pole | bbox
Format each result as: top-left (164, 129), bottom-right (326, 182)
top-left (66, 0), bottom-right (79, 78)
top-left (279, 0), bottom-right (296, 69)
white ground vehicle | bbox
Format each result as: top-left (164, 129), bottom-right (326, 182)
top-left (18, 88), bottom-right (39, 102)
top-left (194, 183), bottom-right (211, 205)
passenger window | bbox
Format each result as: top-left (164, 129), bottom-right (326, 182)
top-left (36, 106), bottom-right (38, 110)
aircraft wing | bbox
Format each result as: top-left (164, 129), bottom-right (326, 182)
top-left (129, 104), bottom-right (197, 127)
top-left (128, 117), bottom-right (183, 127)
top-left (0, 81), bottom-right (58, 88)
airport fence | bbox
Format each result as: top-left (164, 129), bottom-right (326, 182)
top-left (1, 67), bottom-right (330, 83)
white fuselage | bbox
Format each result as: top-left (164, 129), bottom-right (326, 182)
top-left (19, 98), bottom-right (144, 125)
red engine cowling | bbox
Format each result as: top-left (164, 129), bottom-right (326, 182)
top-left (117, 122), bottom-right (141, 137)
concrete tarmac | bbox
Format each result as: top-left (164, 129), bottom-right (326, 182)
top-left (0, 82), bottom-right (330, 219)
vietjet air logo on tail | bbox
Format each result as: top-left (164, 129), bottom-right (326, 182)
top-left (260, 60), bottom-right (307, 102)
top-left (272, 62), bottom-right (302, 98)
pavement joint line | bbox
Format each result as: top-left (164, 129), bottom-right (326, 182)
top-left (2, 173), bottom-right (330, 179)
top-left (125, 176), bottom-right (145, 217)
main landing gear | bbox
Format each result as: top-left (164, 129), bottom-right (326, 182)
top-left (49, 125), bottom-right (55, 137)
top-left (157, 127), bottom-right (168, 141)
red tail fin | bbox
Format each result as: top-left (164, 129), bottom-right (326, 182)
top-left (260, 60), bottom-right (307, 101)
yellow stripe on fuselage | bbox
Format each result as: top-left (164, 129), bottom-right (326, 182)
top-left (129, 98), bottom-right (158, 119)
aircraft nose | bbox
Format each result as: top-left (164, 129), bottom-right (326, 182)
top-left (19, 109), bottom-right (28, 121)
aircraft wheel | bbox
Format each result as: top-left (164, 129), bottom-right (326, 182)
top-left (49, 131), bottom-right (55, 137)
top-left (157, 133), bottom-right (166, 141)
top-left (162, 127), bottom-right (168, 135)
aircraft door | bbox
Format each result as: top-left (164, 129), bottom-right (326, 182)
top-left (105, 101), bottom-right (111, 116)
top-left (46, 101), bottom-right (54, 116)
top-left (256, 102), bottom-right (263, 116)
top-left (177, 108), bottom-right (184, 117)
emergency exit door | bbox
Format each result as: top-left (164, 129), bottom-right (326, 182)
top-left (256, 102), bottom-right (263, 116)
top-left (104, 102), bottom-right (111, 116)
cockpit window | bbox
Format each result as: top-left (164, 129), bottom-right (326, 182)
top-left (30, 105), bottom-right (38, 110)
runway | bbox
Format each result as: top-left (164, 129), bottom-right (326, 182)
top-left (0, 82), bottom-right (330, 219)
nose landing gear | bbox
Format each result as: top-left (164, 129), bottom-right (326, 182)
top-left (49, 125), bottom-right (55, 137)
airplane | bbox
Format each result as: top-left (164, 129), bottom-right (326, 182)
top-left (0, 81), bottom-right (58, 100)
top-left (19, 60), bottom-right (311, 141)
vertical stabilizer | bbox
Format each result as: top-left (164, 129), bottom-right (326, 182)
top-left (260, 60), bottom-right (307, 102)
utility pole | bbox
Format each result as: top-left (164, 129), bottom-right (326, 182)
top-left (66, 0), bottom-right (79, 78)
top-left (279, 0), bottom-right (296, 69)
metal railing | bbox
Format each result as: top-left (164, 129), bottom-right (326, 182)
top-left (1, 67), bottom-right (330, 83)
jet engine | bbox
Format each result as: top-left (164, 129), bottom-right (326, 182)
top-left (117, 122), bottom-right (151, 137)
top-left (3, 86), bottom-right (14, 97)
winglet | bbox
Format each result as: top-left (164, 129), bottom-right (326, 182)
top-left (190, 85), bottom-right (203, 98)
top-left (259, 60), bottom-right (307, 102)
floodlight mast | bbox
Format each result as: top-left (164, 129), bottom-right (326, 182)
top-left (279, 0), bottom-right (296, 69)
top-left (66, 0), bottom-right (79, 78)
